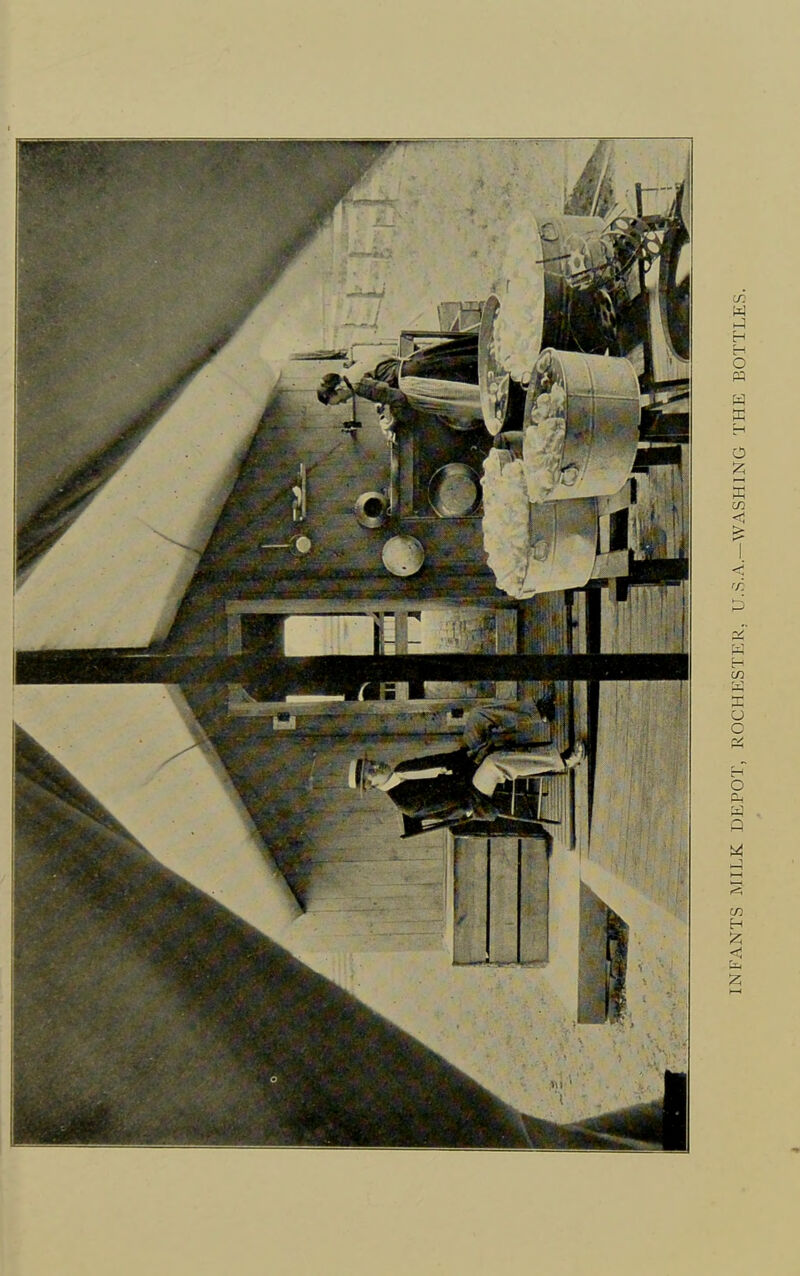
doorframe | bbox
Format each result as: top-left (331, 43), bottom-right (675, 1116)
top-left (225, 599), bottom-right (519, 722)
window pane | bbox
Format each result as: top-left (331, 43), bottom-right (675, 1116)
top-left (285, 695), bottom-right (346, 703)
top-left (283, 614), bottom-right (375, 655)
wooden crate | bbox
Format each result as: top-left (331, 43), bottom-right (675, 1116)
top-left (452, 834), bottom-right (549, 966)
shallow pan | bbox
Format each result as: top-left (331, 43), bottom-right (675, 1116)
top-left (428, 462), bottom-right (482, 517)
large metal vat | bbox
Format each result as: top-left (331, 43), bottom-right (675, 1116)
top-left (517, 498), bottom-right (598, 596)
top-left (524, 348), bottom-right (640, 501)
top-left (481, 447), bottom-right (597, 598)
top-left (492, 214), bottom-right (612, 385)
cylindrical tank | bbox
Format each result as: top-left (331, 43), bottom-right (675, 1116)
top-left (524, 348), bottom-right (640, 501)
top-left (493, 214), bottom-right (612, 386)
top-left (478, 293), bottom-right (528, 434)
top-left (518, 498), bottom-right (598, 596)
top-left (481, 444), bottom-right (598, 597)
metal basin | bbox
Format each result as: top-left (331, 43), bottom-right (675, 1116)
top-left (428, 463), bottom-right (481, 517)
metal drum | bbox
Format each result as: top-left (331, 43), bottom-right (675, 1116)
top-left (496, 214), bottom-right (612, 381)
top-left (537, 215), bottom-right (611, 353)
top-left (481, 446), bottom-right (597, 598)
top-left (518, 498), bottom-right (598, 596)
top-left (477, 294), bottom-right (527, 434)
top-left (524, 348), bottom-right (640, 501)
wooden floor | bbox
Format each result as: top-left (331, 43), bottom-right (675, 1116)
top-left (516, 450), bottom-right (690, 921)
top-left (589, 680), bottom-right (688, 918)
top-left (519, 592), bottom-right (576, 849)
top-left (579, 157), bottom-right (690, 921)
top-left (587, 451), bottom-right (689, 921)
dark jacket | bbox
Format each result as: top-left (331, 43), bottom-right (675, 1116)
top-left (380, 748), bottom-right (489, 821)
top-left (346, 334), bottom-right (480, 424)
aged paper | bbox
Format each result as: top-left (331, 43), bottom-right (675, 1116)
top-left (2, 3), bottom-right (797, 1273)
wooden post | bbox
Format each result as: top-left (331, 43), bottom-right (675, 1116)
top-left (16, 650), bottom-right (689, 687)
top-left (639, 411), bottom-right (689, 443)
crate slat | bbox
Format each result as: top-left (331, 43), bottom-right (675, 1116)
top-left (453, 837), bottom-right (489, 964)
top-left (488, 837), bottom-right (519, 963)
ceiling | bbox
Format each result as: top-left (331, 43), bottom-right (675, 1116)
top-left (15, 139), bottom-right (388, 529)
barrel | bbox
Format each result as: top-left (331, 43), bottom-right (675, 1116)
top-left (524, 349), bottom-right (640, 501)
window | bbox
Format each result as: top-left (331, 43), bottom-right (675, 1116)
top-left (282, 613), bottom-right (422, 656)
top-left (226, 601), bottom-right (515, 718)
top-left (283, 614), bottom-right (377, 656)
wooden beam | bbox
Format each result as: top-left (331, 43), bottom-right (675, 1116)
top-left (226, 599), bottom-right (512, 615)
top-left (452, 837), bottom-right (489, 965)
top-left (227, 695), bottom-right (503, 720)
top-left (633, 445), bottom-right (684, 470)
top-left (628, 558), bottom-right (689, 585)
top-left (199, 572), bottom-right (503, 600)
top-left (596, 481), bottom-right (634, 519)
top-left (591, 550), bottom-right (632, 580)
top-left (392, 611), bottom-right (409, 652)
top-left (494, 608), bottom-right (518, 701)
top-left (16, 651), bottom-right (689, 686)
top-left (578, 883), bottom-right (610, 1024)
top-left (639, 410), bottom-right (689, 443)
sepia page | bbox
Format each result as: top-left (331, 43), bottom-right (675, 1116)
top-left (2, 2), bottom-right (797, 1273)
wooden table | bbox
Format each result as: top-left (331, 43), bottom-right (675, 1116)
top-left (390, 411), bottom-right (492, 519)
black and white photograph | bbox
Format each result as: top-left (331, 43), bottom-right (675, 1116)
top-left (12, 138), bottom-right (692, 1151)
